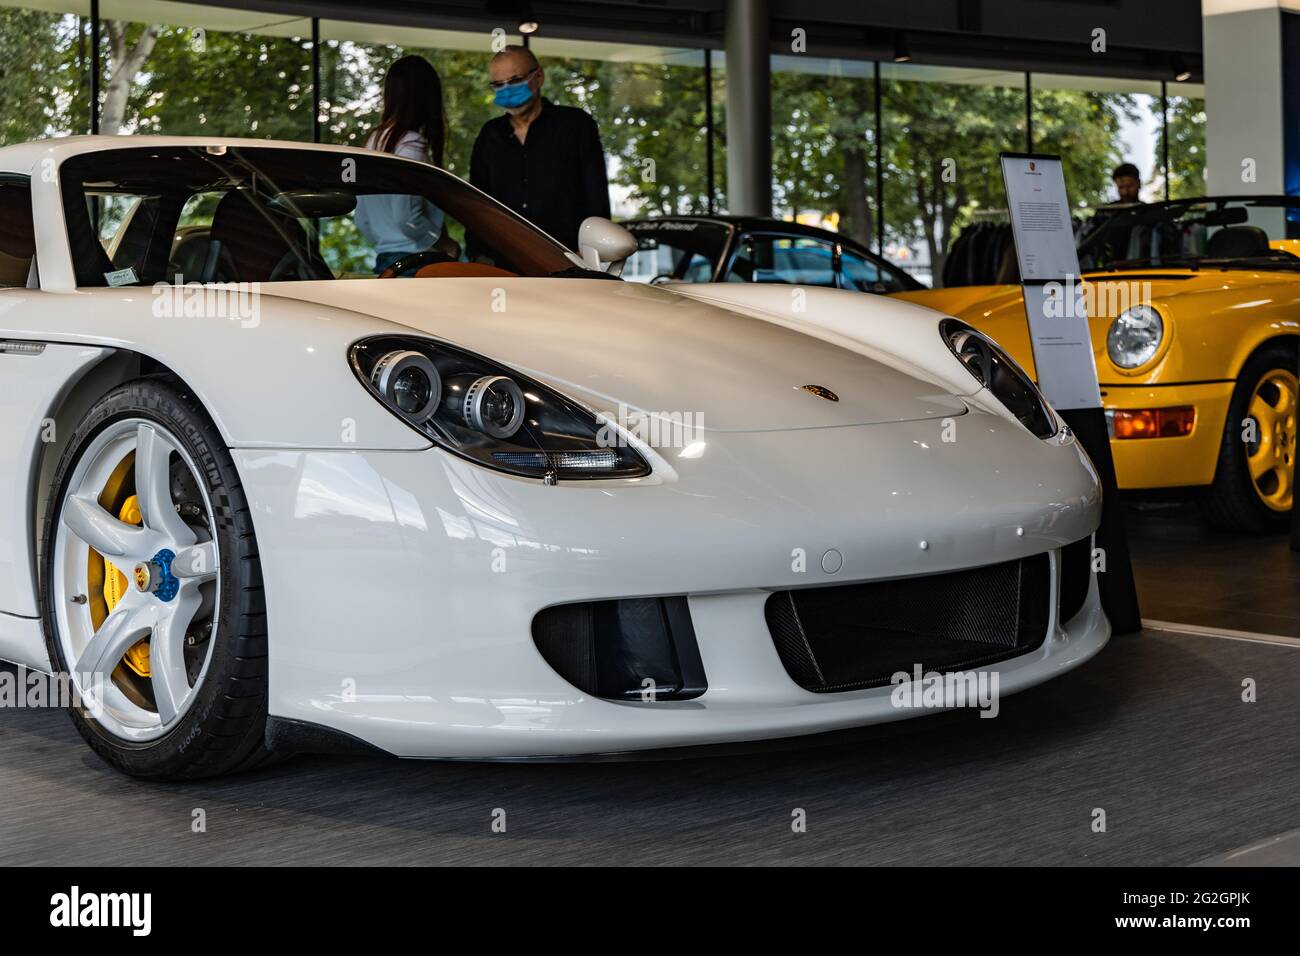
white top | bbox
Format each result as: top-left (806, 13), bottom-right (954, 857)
top-left (354, 130), bottom-right (446, 256)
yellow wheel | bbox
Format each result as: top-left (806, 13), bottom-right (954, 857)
top-left (1202, 346), bottom-right (1298, 532)
top-left (1244, 368), bottom-right (1298, 512)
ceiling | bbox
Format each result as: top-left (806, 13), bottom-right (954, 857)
top-left (148, 0), bottom-right (1206, 82)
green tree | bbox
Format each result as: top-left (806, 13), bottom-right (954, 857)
top-left (543, 56), bottom-right (712, 216)
top-left (770, 69), bottom-right (876, 246)
top-left (1033, 89), bottom-right (1139, 207)
top-left (1161, 95), bottom-right (1206, 198)
top-left (0, 7), bottom-right (89, 144)
top-left (99, 21), bottom-right (313, 140)
top-left (881, 78), bottom-right (1026, 281)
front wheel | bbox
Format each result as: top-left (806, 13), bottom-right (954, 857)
top-left (40, 378), bottom-right (275, 779)
top-left (1200, 345), bottom-right (1298, 532)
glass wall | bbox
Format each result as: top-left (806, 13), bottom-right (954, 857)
top-left (770, 55), bottom-right (876, 250)
top-left (0, 0), bottom-right (1209, 276)
top-left (1165, 84), bottom-right (1207, 199)
top-left (320, 24), bottom-right (712, 218)
top-left (708, 50), bottom-right (725, 212)
top-left (0, 0), bottom-right (92, 144)
top-left (1030, 74), bottom-right (1162, 208)
top-left (98, 1), bottom-right (312, 139)
top-left (532, 38), bottom-right (710, 218)
top-left (880, 64), bottom-right (1026, 286)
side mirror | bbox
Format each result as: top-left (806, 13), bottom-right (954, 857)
top-left (578, 217), bottom-right (638, 277)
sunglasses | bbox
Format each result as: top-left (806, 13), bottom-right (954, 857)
top-left (488, 68), bottom-right (539, 91)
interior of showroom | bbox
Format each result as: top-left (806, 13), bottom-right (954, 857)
top-left (1, 0), bottom-right (1299, 880)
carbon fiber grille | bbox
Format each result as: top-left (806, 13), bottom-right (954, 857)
top-left (532, 601), bottom-right (599, 694)
top-left (765, 553), bottom-right (1051, 693)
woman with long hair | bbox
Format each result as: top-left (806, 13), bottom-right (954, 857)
top-left (355, 55), bottom-right (453, 274)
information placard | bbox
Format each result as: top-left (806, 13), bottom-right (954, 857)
top-left (1000, 154), bottom-right (1101, 412)
top-left (1000, 152), bottom-right (1139, 633)
top-left (1001, 156), bottom-right (1079, 282)
top-left (1020, 284), bottom-right (1102, 411)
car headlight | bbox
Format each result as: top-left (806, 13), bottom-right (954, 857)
top-left (939, 318), bottom-right (1057, 439)
top-left (351, 336), bottom-right (651, 481)
top-left (1107, 304), bottom-right (1163, 369)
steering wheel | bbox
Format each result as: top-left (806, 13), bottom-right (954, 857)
top-left (379, 249), bottom-right (459, 278)
top-left (268, 250), bottom-right (334, 282)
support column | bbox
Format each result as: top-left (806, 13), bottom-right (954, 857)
top-left (723, 0), bottom-right (771, 216)
top-left (1203, 0), bottom-right (1300, 195)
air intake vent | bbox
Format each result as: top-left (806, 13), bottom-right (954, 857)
top-left (1058, 535), bottom-right (1093, 626)
top-left (532, 597), bottom-right (706, 701)
top-left (765, 554), bottom-right (1052, 694)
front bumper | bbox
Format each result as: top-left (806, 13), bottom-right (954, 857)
top-left (1102, 381), bottom-right (1233, 489)
top-left (234, 409), bottom-right (1107, 758)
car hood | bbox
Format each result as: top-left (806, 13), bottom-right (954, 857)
top-left (262, 278), bottom-right (967, 431)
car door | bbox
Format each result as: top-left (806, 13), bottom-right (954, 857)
top-left (0, 177), bottom-right (109, 669)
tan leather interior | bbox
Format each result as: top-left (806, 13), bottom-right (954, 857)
top-left (414, 262), bottom-right (518, 279)
top-left (380, 260), bottom-right (519, 279)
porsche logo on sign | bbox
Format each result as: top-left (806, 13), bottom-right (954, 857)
top-left (797, 384), bottom-right (840, 402)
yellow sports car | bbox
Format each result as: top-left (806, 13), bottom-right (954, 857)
top-left (895, 196), bottom-right (1300, 532)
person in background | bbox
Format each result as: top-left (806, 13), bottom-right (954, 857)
top-left (355, 55), bottom-right (452, 274)
top-left (469, 44), bottom-right (610, 253)
top-left (1111, 162), bottom-right (1143, 204)
top-left (1079, 162), bottom-right (1147, 268)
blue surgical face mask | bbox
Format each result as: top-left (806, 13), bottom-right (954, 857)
top-left (493, 79), bottom-right (534, 110)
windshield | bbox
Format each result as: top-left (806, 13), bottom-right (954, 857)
top-left (621, 219), bottom-right (730, 283)
top-left (1077, 197), bottom-right (1300, 272)
top-left (59, 145), bottom-right (577, 287)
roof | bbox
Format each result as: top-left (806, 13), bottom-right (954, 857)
top-left (0, 134), bottom-right (383, 177)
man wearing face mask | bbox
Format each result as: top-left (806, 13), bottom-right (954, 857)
top-left (469, 44), bottom-right (611, 255)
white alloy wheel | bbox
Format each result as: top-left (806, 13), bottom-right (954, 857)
top-left (51, 417), bottom-right (221, 742)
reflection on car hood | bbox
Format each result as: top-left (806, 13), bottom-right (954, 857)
top-left (263, 278), bottom-right (967, 431)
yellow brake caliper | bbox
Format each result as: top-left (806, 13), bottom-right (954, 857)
top-left (101, 494), bottom-right (152, 678)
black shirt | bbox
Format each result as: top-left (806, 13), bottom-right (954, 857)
top-left (469, 98), bottom-right (611, 252)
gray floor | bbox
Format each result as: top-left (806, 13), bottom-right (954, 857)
top-left (2, 503), bottom-right (1298, 866)
top-left (1128, 499), bottom-right (1300, 638)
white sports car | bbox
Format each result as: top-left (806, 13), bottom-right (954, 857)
top-left (0, 136), bottom-right (1108, 778)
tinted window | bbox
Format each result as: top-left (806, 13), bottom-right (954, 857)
top-left (0, 181), bottom-right (35, 288)
top-left (727, 235), bottom-right (836, 286)
top-left (840, 249), bottom-right (914, 293)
